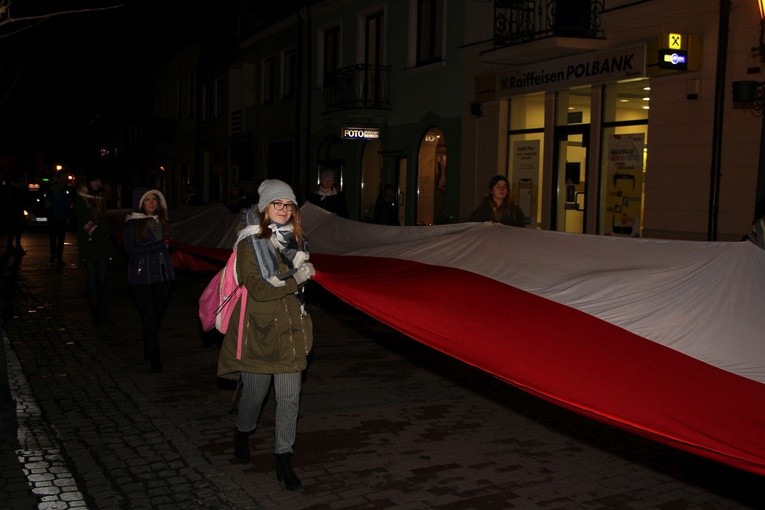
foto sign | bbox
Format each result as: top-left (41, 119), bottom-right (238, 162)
top-left (343, 127), bottom-right (380, 140)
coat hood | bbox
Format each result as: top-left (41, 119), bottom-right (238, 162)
top-left (132, 187), bottom-right (169, 219)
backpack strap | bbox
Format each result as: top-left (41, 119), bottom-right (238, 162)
top-left (236, 289), bottom-right (247, 360)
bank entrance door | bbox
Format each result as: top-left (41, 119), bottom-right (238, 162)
top-left (552, 125), bottom-right (589, 233)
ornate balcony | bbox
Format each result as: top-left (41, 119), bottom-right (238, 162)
top-left (486, 0), bottom-right (606, 65)
top-left (322, 64), bottom-right (390, 114)
top-left (494, 0), bottom-right (604, 45)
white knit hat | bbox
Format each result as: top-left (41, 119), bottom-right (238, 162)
top-left (138, 189), bottom-right (169, 220)
top-left (257, 179), bottom-right (297, 213)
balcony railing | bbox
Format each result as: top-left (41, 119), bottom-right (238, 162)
top-left (322, 64), bottom-right (390, 113)
top-left (494, 0), bottom-right (604, 47)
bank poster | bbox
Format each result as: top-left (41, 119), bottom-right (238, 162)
top-left (512, 140), bottom-right (540, 224)
top-left (606, 134), bottom-right (644, 236)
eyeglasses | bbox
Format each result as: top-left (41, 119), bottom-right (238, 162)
top-left (271, 201), bottom-right (296, 212)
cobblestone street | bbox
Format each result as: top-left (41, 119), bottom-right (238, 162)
top-left (0, 230), bottom-right (762, 509)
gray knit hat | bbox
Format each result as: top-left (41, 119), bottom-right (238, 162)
top-left (257, 179), bottom-right (297, 213)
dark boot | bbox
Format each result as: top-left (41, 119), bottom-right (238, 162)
top-left (275, 453), bottom-right (301, 491)
top-left (233, 428), bottom-right (251, 463)
top-left (150, 349), bottom-right (163, 373)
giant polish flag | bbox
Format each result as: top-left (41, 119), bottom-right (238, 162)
top-left (299, 203), bottom-right (765, 476)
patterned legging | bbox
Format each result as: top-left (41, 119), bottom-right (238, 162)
top-left (237, 371), bottom-right (302, 454)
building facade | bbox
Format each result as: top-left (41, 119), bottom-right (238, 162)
top-left (463, 0), bottom-right (763, 241)
top-left (150, 0), bottom-right (764, 242)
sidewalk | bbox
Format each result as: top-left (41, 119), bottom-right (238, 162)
top-left (0, 230), bottom-right (762, 509)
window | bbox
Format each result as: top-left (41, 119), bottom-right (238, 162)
top-left (416, 0), bottom-right (443, 66)
top-left (323, 26), bottom-right (340, 86)
top-left (187, 71), bottom-right (195, 117)
top-left (364, 12), bottom-right (384, 106)
top-left (176, 79), bottom-right (182, 120)
top-left (282, 50), bottom-right (297, 99)
top-left (214, 78), bottom-right (224, 118)
top-left (262, 57), bottom-right (275, 105)
top-left (201, 84), bottom-right (211, 121)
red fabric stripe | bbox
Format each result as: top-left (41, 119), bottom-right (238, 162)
top-left (171, 241), bottom-right (229, 272)
top-left (312, 253), bottom-right (765, 476)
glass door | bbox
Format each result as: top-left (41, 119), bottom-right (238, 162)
top-left (553, 125), bottom-right (589, 233)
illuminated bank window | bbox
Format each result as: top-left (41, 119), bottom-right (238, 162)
top-left (599, 79), bottom-right (649, 237)
top-left (556, 85), bottom-right (591, 125)
top-left (507, 92), bottom-right (545, 227)
top-left (509, 92), bottom-right (545, 130)
top-left (603, 79), bottom-right (650, 122)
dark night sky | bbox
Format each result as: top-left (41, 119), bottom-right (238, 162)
top-left (1, 1), bottom-right (302, 165)
top-left (0, 1), bottom-right (232, 159)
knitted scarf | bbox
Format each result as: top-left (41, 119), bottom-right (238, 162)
top-left (124, 213), bottom-right (163, 241)
top-left (239, 211), bottom-right (301, 281)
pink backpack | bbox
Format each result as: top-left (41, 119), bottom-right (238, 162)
top-left (198, 248), bottom-right (248, 359)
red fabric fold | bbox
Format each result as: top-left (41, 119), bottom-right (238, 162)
top-left (312, 253), bottom-right (765, 476)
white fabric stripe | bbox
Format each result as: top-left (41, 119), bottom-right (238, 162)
top-left (301, 203), bottom-right (765, 384)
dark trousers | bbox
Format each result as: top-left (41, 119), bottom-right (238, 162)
top-left (130, 281), bottom-right (172, 352)
top-left (48, 219), bottom-right (68, 261)
top-left (84, 261), bottom-right (108, 310)
top-left (6, 217), bottom-right (22, 251)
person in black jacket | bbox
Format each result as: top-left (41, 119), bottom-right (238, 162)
top-left (307, 170), bottom-right (349, 218)
top-left (75, 177), bottom-right (115, 324)
top-left (5, 177), bottom-right (27, 256)
top-left (372, 184), bottom-right (400, 225)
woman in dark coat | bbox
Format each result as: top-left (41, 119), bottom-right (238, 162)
top-left (468, 175), bottom-right (526, 228)
top-left (123, 187), bottom-right (175, 372)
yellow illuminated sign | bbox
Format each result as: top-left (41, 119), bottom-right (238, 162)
top-left (668, 33), bottom-right (682, 50)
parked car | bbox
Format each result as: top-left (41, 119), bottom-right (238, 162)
top-left (23, 182), bottom-right (50, 228)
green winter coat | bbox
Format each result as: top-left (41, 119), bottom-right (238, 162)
top-left (217, 238), bottom-right (313, 379)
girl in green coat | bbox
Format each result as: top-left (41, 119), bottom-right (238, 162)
top-left (217, 179), bottom-right (315, 491)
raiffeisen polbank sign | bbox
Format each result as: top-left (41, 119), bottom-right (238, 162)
top-left (496, 44), bottom-right (646, 97)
